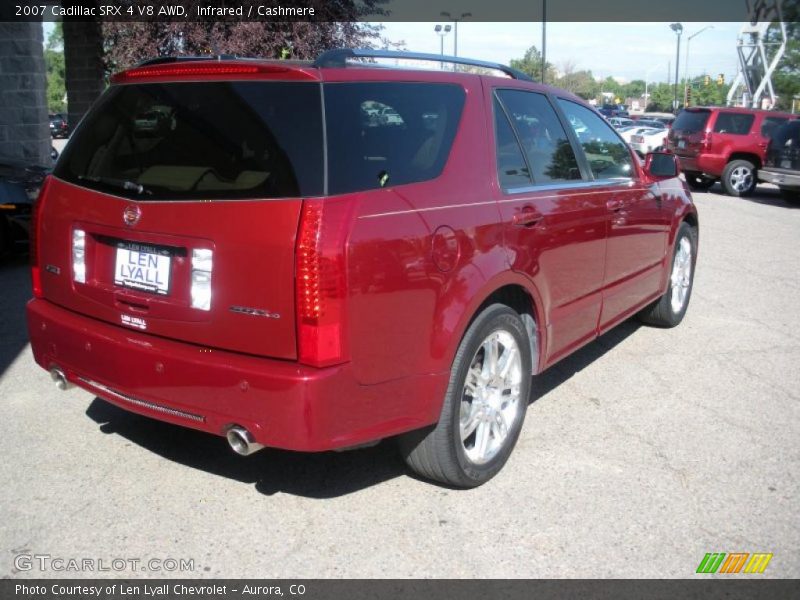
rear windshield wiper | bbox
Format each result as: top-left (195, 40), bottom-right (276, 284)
top-left (78, 175), bottom-right (152, 195)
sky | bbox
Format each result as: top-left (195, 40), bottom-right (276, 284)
top-left (42, 20), bottom-right (743, 84)
top-left (376, 22), bottom-right (743, 83)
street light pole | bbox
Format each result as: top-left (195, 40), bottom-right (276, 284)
top-left (434, 24), bottom-right (452, 68)
top-left (670, 23), bottom-right (683, 112)
top-left (683, 25), bottom-right (714, 107)
top-left (541, 0), bottom-right (547, 84)
top-left (441, 11), bottom-right (472, 58)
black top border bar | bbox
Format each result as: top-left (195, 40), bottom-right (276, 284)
top-left (2, 0), bottom-right (796, 22)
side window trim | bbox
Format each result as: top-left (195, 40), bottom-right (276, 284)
top-left (493, 88), bottom-right (589, 190)
top-left (492, 91), bottom-right (534, 191)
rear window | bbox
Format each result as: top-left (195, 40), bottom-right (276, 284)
top-left (672, 110), bottom-right (710, 133)
top-left (324, 82), bottom-right (465, 195)
top-left (55, 82), bottom-right (324, 200)
top-left (713, 112), bottom-right (755, 135)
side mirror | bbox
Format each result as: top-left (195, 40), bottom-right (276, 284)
top-left (644, 151), bottom-right (679, 179)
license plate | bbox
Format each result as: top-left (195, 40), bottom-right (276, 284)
top-left (114, 244), bottom-right (171, 295)
top-left (678, 140), bottom-right (686, 149)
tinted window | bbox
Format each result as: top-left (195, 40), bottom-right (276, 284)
top-left (496, 90), bottom-right (581, 184)
top-left (557, 99), bottom-right (634, 180)
top-left (56, 82), bottom-right (324, 200)
top-left (673, 109), bottom-right (710, 132)
top-left (713, 112), bottom-right (755, 135)
top-left (493, 98), bottom-right (531, 188)
top-left (761, 116), bottom-right (788, 138)
top-left (324, 83), bottom-right (465, 194)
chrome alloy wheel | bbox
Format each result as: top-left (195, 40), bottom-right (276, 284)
top-left (729, 165), bottom-right (753, 193)
top-left (459, 330), bottom-right (523, 465)
top-left (670, 236), bottom-right (692, 313)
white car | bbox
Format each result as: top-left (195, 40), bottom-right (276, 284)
top-left (618, 125), bottom-right (660, 144)
top-left (629, 128), bottom-right (668, 156)
top-left (608, 117), bottom-right (635, 129)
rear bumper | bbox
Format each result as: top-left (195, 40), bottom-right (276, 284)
top-left (759, 168), bottom-right (800, 188)
top-left (26, 299), bottom-right (447, 451)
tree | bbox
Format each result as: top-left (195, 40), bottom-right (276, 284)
top-left (557, 69), bottom-right (599, 100)
top-left (44, 23), bottom-right (66, 113)
top-left (101, 1), bottom-right (387, 72)
top-left (509, 45), bottom-right (556, 83)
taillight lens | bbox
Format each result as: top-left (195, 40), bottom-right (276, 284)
top-left (30, 175), bottom-right (52, 299)
top-left (295, 199), bottom-right (353, 368)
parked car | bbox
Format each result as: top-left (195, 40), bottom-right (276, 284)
top-left (0, 160), bottom-right (49, 256)
top-left (634, 119), bottom-right (668, 130)
top-left (629, 128), bottom-right (669, 157)
top-left (758, 120), bottom-right (800, 204)
top-left (618, 125), bottom-right (663, 144)
top-left (49, 113), bottom-right (69, 138)
top-left (607, 117), bottom-right (635, 129)
top-left (26, 50), bottom-right (698, 488)
top-left (666, 106), bottom-right (797, 195)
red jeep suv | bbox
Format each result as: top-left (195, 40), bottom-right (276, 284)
top-left (27, 49), bottom-right (699, 487)
top-left (667, 106), bottom-right (796, 196)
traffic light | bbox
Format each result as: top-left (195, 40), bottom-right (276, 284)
top-left (686, 86), bottom-right (692, 107)
top-left (704, 75), bottom-right (711, 86)
top-left (717, 73), bottom-right (725, 86)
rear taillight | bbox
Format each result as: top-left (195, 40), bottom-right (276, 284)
top-left (30, 175), bottom-right (52, 299)
top-left (295, 199), bottom-right (353, 368)
top-left (702, 131), bottom-right (712, 151)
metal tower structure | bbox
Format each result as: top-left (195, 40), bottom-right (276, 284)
top-left (727, 0), bottom-right (787, 109)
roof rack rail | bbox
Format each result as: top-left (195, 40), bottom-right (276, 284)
top-left (136, 55), bottom-right (238, 67)
top-left (313, 48), bottom-right (533, 82)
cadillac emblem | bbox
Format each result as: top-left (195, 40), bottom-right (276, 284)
top-left (123, 204), bottom-right (141, 227)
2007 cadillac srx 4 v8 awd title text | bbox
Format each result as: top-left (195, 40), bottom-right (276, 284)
top-left (27, 49), bottom-right (698, 487)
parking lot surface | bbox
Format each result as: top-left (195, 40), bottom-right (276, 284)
top-left (1, 186), bottom-right (798, 578)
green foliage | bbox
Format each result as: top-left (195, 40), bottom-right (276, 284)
top-left (44, 23), bottom-right (66, 114)
top-left (509, 45), bottom-right (557, 83)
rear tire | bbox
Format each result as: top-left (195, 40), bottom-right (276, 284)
top-left (721, 159), bottom-right (757, 197)
top-left (639, 222), bottom-right (697, 328)
top-left (399, 304), bottom-right (532, 487)
top-left (684, 171), bottom-right (715, 191)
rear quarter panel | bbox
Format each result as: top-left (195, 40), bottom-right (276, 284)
top-left (342, 73), bottom-right (509, 385)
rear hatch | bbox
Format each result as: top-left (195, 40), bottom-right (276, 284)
top-left (39, 72), bottom-right (324, 360)
top-left (668, 108), bottom-right (711, 157)
top-left (765, 121), bottom-right (800, 170)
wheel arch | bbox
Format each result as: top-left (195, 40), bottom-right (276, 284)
top-left (442, 274), bottom-right (547, 376)
top-left (727, 152), bottom-right (762, 170)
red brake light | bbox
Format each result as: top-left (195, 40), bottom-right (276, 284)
top-left (111, 62), bottom-right (318, 84)
top-left (30, 175), bottom-right (52, 299)
top-left (295, 199), bottom-right (353, 368)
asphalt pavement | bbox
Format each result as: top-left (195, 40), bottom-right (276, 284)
top-left (0, 184), bottom-right (798, 578)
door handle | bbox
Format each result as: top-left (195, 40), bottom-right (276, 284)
top-left (512, 207), bottom-right (543, 228)
top-left (606, 198), bottom-right (625, 212)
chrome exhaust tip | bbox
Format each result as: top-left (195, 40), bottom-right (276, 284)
top-left (226, 426), bottom-right (264, 456)
top-left (49, 367), bottom-right (72, 391)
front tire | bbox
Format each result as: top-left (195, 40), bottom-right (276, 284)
top-left (639, 222), bottom-right (697, 328)
top-left (684, 171), bottom-right (715, 191)
top-left (399, 304), bottom-right (532, 487)
top-left (721, 159), bottom-right (757, 197)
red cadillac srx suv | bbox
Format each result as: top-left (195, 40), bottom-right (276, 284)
top-left (27, 49), bottom-right (699, 487)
